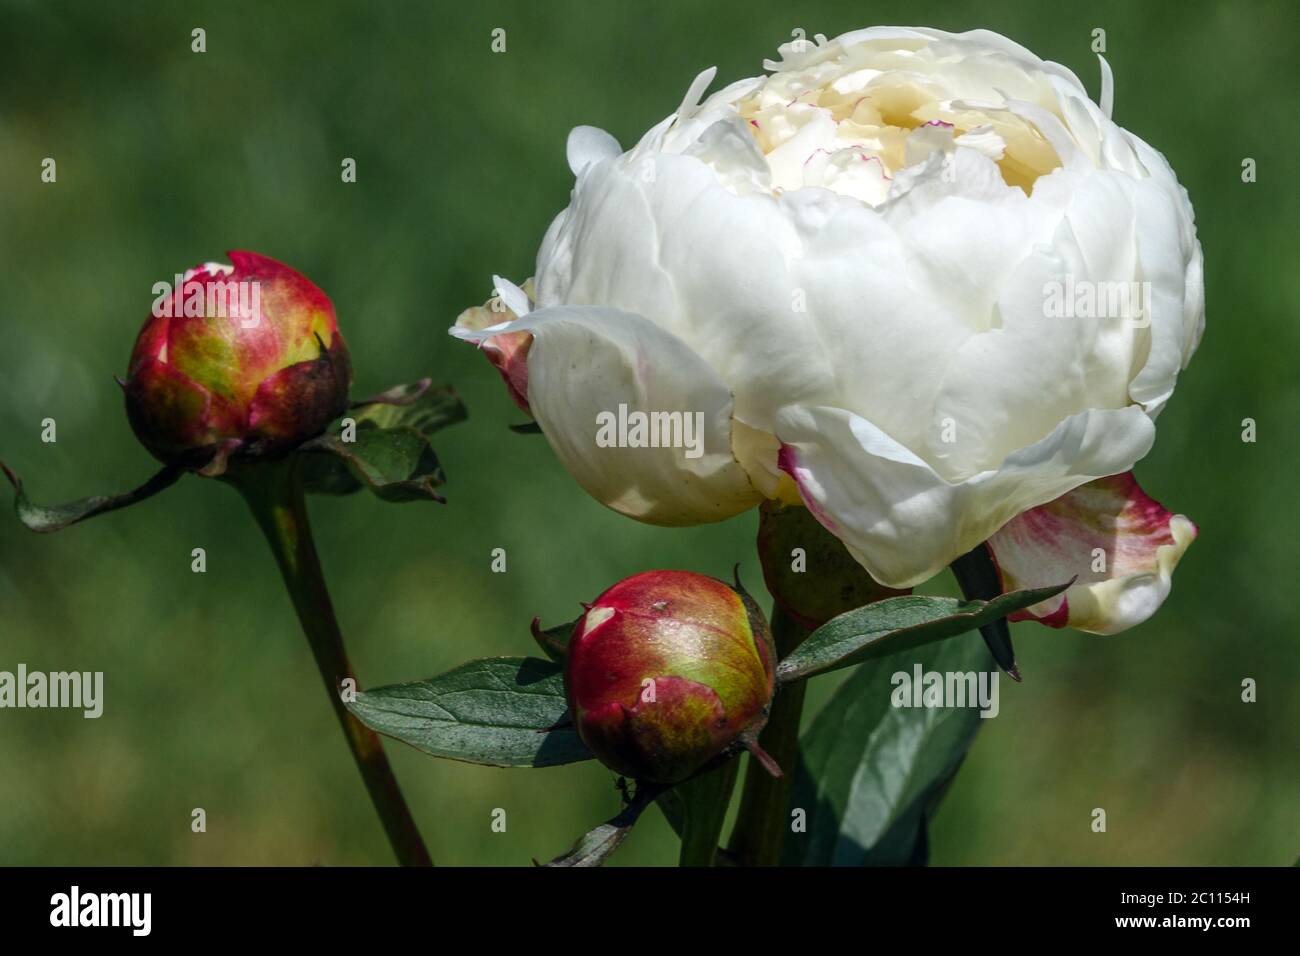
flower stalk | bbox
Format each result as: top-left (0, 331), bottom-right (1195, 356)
top-left (726, 606), bottom-right (809, 867)
top-left (675, 759), bottom-right (740, 867)
top-left (231, 455), bottom-right (432, 867)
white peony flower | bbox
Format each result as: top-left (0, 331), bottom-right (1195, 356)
top-left (453, 26), bottom-right (1202, 634)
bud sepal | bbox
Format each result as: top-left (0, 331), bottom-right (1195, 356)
top-left (3, 254), bottom-right (466, 532)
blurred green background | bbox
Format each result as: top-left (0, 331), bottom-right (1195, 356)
top-left (1, 0), bottom-right (1296, 866)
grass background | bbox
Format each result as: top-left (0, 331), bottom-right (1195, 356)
top-left (0, 0), bottom-right (1296, 865)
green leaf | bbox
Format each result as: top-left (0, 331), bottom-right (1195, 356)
top-left (655, 789), bottom-right (686, 838)
top-left (775, 582), bottom-right (1070, 686)
top-left (671, 759), bottom-right (740, 866)
top-left (784, 631), bottom-right (992, 866)
top-left (542, 818), bottom-right (634, 868)
top-left (950, 543), bottom-right (1019, 677)
top-left (352, 382), bottom-right (467, 435)
top-left (345, 657), bottom-right (592, 768)
top-left (300, 428), bottom-right (446, 502)
top-left (300, 382), bottom-right (467, 502)
top-left (1, 461), bottom-right (183, 533)
top-left (349, 377), bottom-right (434, 409)
top-left (542, 783), bottom-right (664, 868)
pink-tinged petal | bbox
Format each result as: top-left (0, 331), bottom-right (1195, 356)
top-left (129, 311), bottom-right (171, 376)
top-left (481, 329), bottom-right (533, 414)
top-left (226, 251), bottom-right (335, 322)
top-left (575, 676), bottom-right (730, 784)
top-left (163, 268), bottom-right (275, 402)
top-left (776, 443), bottom-right (841, 536)
top-left (165, 251), bottom-right (343, 405)
top-left (246, 339), bottom-right (352, 446)
top-left (771, 402), bottom-right (1154, 589)
top-left (123, 357), bottom-right (243, 462)
top-left (987, 472), bottom-right (1196, 635)
top-left (453, 282), bottom-right (535, 414)
top-left (227, 249), bottom-right (342, 358)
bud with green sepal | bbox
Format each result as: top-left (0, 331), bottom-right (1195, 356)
top-left (1, 251), bottom-right (466, 866)
top-left (564, 569), bottom-right (781, 786)
top-left (123, 251), bottom-right (352, 471)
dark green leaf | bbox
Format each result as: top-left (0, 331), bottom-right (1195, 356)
top-left (776, 582), bottom-right (1070, 686)
top-left (542, 783), bottom-right (663, 868)
top-left (508, 421), bottom-right (542, 434)
top-left (950, 543), bottom-right (1020, 678)
top-left (542, 819), bottom-right (632, 868)
top-left (297, 439), bottom-right (369, 495)
top-left (346, 657), bottom-right (592, 768)
top-left (300, 382), bottom-right (466, 501)
top-left (784, 631), bottom-right (992, 866)
top-left (300, 428), bottom-right (446, 502)
top-left (671, 759), bottom-right (740, 866)
top-left (350, 377), bottom-right (433, 409)
top-left (655, 788), bottom-right (686, 838)
top-left (353, 382), bottom-right (467, 435)
top-left (1, 461), bottom-right (183, 533)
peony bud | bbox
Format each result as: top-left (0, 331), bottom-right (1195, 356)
top-left (564, 570), bottom-right (779, 784)
top-left (124, 251), bottom-right (352, 466)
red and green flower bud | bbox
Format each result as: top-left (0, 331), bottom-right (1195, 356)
top-left (564, 570), bottom-right (779, 785)
top-left (123, 251), bottom-right (351, 466)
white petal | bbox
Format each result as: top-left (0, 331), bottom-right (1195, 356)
top-left (683, 116), bottom-right (772, 195)
top-left (455, 305), bottom-right (762, 525)
top-left (675, 67), bottom-right (718, 122)
top-left (491, 274), bottom-right (531, 319)
top-left (773, 402), bottom-right (1156, 588)
top-left (1097, 54), bottom-right (1114, 121)
top-left (566, 126), bottom-right (622, 177)
top-left (987, 472), bottom-right (1196, 634)
top-left (925, 170), bottom-right (1143, 478)
top-left (539, 153), bottom-right (840, 431)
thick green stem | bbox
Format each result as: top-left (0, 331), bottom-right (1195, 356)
top-left (676, 758), bottom-right (740, 867)
top-left (726, 606), bottom-right (810, 866)
top-left (233, 456), bottom-right (433, 866)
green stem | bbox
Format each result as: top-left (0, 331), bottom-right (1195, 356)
top-left (726, 606), bottom-right (810, 866)
top-left (676, 758), bottom-right (740, 867)
top-left (232, 456), bottom-right (433, 866)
